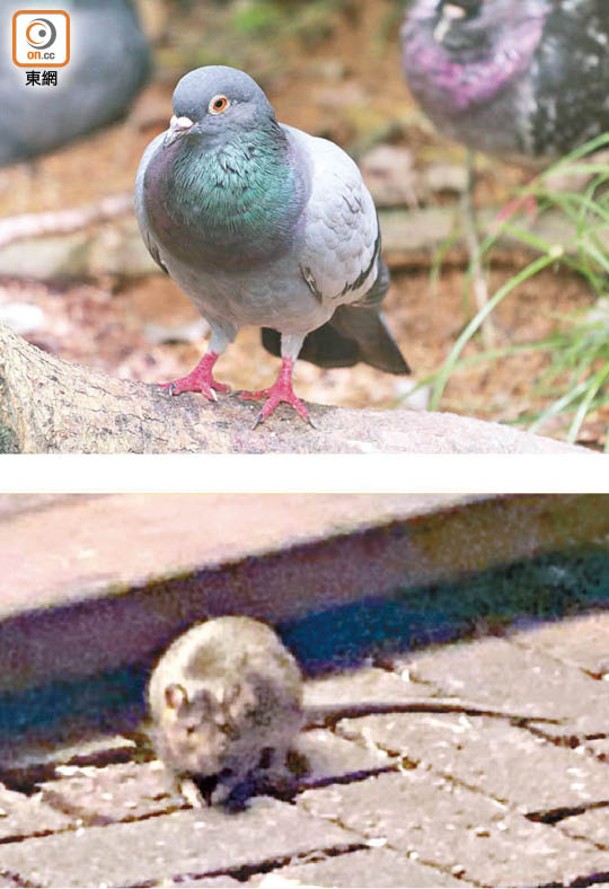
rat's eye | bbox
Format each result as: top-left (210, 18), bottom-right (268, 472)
top-left (209, 95), bottom-right (230, 115)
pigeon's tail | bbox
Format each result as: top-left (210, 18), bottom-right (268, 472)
top-left (261, 306), bottom-right (410, 375)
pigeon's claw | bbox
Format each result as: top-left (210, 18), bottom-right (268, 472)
top-left (158, 351), bottom-right (230, 401)
top-left (237, 358), bottom-right (313, 428)
top-left (251, 391), bottom-right (312, 429)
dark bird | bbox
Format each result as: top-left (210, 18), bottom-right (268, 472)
top-left (135, 65), bottom-right (409, 427)
top-left (401, 0), bottom-right (609, 166)
top-left (0, 0), bottom-right (151, 165)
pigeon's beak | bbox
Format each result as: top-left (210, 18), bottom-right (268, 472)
top-left (434, 3), bottom-right (466, 43)
top-left (164, 115), bottom-right (195, 147)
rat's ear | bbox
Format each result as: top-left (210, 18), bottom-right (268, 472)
top-left (165, 683), bottom-right (189, 710)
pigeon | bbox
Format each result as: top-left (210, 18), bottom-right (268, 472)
top-left (0, 0), bottom-right (151, 165)
top-left (135, 65), bottom-right (409, 427)
top-left (401, 0), bottom-right (609, 166)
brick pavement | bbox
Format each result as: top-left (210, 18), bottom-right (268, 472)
top-left (2, 494), bottom-right (609, 886)
top-left (0, 614), bottom-right (608, 887)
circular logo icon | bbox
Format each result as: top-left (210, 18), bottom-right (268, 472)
top-left (25, 18), bottom-right (57, 50)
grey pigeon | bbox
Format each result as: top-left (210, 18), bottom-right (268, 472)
top-left (135, 65), bottom-right (409, 427)
top-left (401, 0), bottom-right (609, 166)
top-left (0, 0), bottom-right (151, 165)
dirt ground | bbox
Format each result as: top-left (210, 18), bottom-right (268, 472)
top-left (0, 0), bottom-right (603, 446)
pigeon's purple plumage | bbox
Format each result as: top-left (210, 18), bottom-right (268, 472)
top-left (402, 0), bottom-right (609, 165)
top-left (135, 65), bottom-right (409, 426)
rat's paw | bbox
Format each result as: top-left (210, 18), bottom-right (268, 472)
top-left (179, 777), bottom-right (207, 809)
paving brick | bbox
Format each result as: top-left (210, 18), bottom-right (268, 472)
top-left (39, 761), bottom-right (180, 826)
top-left (585, 739), bottom-right (609, 762)
top-left (249, 846), bottom-right (472, 888)
top-left (401, 636), bottom-right (609, 737)
top-left (513, 613), bottom-right (609, 676)
top-left (0, 783), bottom-right (74, 841)
top-left (0, 797), bottom-right (359, 888)
top-left (303, 667), bottom-right (437, 710)
top-left (40, 739), bottom-right (393, 823)
top-left (295, 728), bottom-right (395, 786)
top-left (335, 712), bottom-right (609, 814)
top-left (559, 807), bottom-right (609, 848)
top-left (299, 768), bottom-right (609, 887)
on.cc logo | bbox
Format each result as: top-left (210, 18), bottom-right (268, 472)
top-left (12, 10), bottom-right (70, 67)
top-left (25, 18), bottom-right (58, 50)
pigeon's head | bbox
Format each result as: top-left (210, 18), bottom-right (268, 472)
top-left (405, 0), bottom-right (547, 55)
top-left (426, 0), bottom-right (503, 49)
top-left (164, 66), bottom-right (277, 147)
top-left (402, 0), bottom-right (548, 112)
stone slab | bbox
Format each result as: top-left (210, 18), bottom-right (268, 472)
top-left (0, 493), bottom-right (476, 695)
top-left (0, 205), bottom-right (600, 281)
top-left (0, 783), bottom-right (74, 841)
top-left (585, 739), bottom-right (609, 762)
top-left (1, 493), bottom-right (470, 621)
top-left (2, 494), bottom-right (609, 699)
top-left (0, 798), bottom-right (358, 888)
top-left (335, 712), bottom-right (609, 814)
top-left (250, 846), bottom-right (471, 888)
top-left (299, 769), bottom-right (609, 887)
top-left (402, 636), bottom-right (609, 737)
top-left (38, 735), bottom-right (392, 825)
top-left (295, 728), bottom-right (395, 787)
top-left (303, 666), bottom-right (439, 710)
top-left (0, 494), bottom-right (96, 521)
top-left (513, 612), bottom-right (609, 677)
top-left (560, 807), bottom-right (609, 848)
top-left (39, 761), bottom-right (180, 826)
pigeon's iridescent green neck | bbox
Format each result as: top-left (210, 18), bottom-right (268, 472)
top-left (155, 124), bottom-right (305, 266)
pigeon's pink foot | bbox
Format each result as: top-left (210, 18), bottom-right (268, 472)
top-left (237, 358), bottom-right (314, 428)
top-left (159, 351), bottom-right (230, 401)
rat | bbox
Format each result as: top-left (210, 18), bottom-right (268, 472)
top-left (147, 616), bottom-right (560, 807)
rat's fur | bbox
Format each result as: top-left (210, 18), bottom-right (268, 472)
top-left (148, 617), bottom-right (303, 806)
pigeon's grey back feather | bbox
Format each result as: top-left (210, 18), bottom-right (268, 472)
top-left (282, 124), bottom-right (381, 309)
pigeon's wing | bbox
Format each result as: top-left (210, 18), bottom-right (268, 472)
top-left (532, 1), bottom-right (609, 156)
top-left (283, 125), bottom-right (383, 306)
top-left (134, 131), bottom-right (169, 274)
top-left (263, 126), bottom-right (409, 374)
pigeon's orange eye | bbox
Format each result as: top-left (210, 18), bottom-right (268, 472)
top-left (209, 95), bottom-right (230, 115)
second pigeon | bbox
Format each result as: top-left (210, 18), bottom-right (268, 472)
top-left (401, 0), bottom-right (609, 166)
